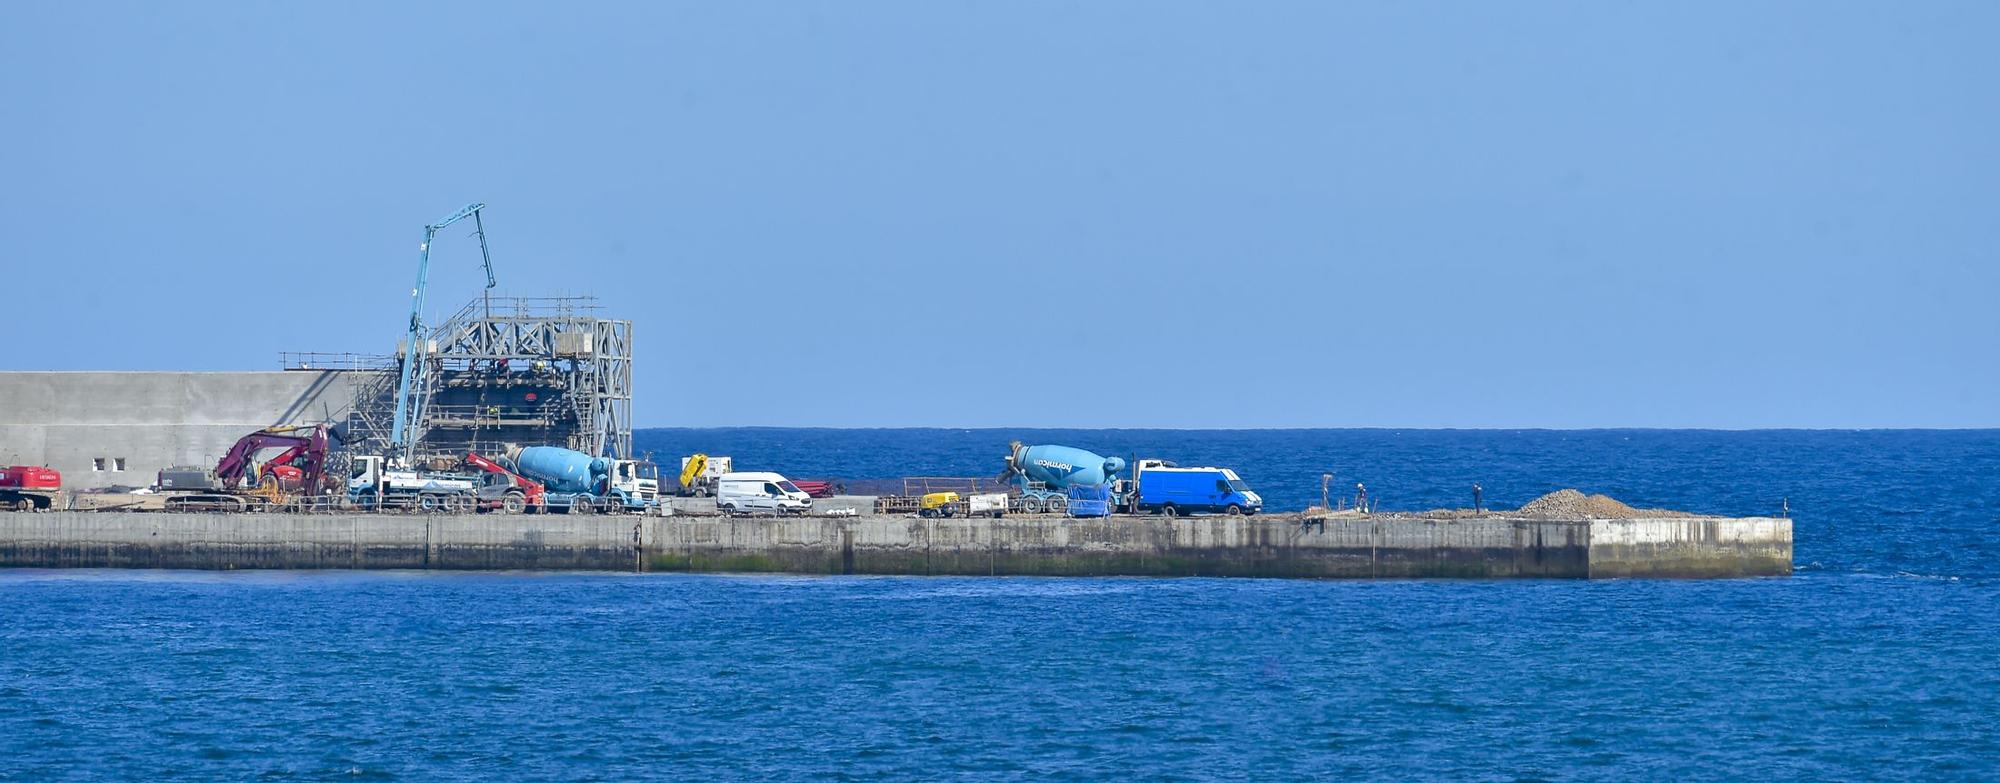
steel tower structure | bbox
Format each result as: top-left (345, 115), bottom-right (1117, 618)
top-left (333, 296), bottom-right (633, 463)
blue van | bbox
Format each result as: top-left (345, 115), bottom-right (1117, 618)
top-left (1135, 467), bottom-right (1262, 516)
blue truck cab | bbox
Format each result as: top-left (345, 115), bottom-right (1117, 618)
top-left (1136, 466), bottom-right (1262, 516)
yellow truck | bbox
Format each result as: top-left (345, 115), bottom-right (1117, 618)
top-left (677, 454), bottom-right (732, 497)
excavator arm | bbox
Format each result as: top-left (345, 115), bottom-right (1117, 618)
top-left (213, 425), bottom-right (329, 493)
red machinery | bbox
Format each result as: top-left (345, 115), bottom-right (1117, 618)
top-left (0, 465), bottom-right (61, 511)
top-left (465, 451), bottom-right (546, 514)
top-left (165, 424), bottom-right (332, 511)
top-left (790, 480), bottom-right (837, 499)
top-left (219, 424), bottom-right (330, 491)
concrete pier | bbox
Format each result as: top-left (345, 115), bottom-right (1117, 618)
top-left (0, 510), bottom-right (1790, 579)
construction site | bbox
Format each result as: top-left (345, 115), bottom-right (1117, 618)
top-left (0, 203), bottom-right (1793, 579)
top-left (0, 203), bottom-right (648, 515)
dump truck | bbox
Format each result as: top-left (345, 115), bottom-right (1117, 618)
top-left (677, 454), bottom-right (731, 497)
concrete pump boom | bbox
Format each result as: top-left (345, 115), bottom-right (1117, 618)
top-left (388, 202), bottom-right (495, 464)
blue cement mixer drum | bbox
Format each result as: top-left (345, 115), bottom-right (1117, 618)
top-left (514, 446), bottom-right (608, 495)
top-left (1010, 444), bottom-right (1127, 488)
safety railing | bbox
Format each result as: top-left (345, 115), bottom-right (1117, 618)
top-left (279, 352), bottom-right (397, 371)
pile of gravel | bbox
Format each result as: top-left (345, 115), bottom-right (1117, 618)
top-left (1517, 489), bottom-right (1642, 519)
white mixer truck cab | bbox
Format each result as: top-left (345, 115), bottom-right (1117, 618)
top-left (716, 471), bottom-right (813, 515)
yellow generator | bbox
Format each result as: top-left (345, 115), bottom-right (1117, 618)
top-left (918, 491), bottom-right (961, 518)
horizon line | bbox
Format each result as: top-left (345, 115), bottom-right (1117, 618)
top-left (632, 425), bottom-right (2000, 433)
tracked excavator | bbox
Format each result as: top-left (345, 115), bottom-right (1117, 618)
top-left (160, 424), bottom-right (333, 512)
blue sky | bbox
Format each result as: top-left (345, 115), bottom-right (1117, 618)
top-left (2, 1), bottom-right (1993, 428)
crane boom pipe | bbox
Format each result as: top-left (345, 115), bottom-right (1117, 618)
top-left (428, 202), bottom-right (486, 231)
top-left (473, 210), bottom-right (495, 289)
top-left (389, 202), bottom-right (489, 463)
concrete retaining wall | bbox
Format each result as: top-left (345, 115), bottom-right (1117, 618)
top-left (0, 512), bottom-right (1791, 579)
top-left (1588, 517), bottom-right (1794, 578)
top-left (0, 371), bottom-right (367, 491)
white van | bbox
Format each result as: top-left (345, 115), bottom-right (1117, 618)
top-left (715, 471), bottom-right (813, 515)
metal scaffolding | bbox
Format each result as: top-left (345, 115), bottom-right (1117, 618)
top-left (309, 296), bottom-right (633, 462)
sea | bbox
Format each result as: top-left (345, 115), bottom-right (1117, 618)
top-left (1, 428), bottom-right (1994, 780)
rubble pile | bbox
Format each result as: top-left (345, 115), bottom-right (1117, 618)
top-left (1518, 488), bottom-right (1642, 518)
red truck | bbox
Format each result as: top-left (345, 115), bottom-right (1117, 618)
top-left (0, 465), bottom-right (61, 511)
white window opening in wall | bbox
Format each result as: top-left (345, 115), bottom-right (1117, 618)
top-left (92, 458), bottom-right (106, 472)
top-left (114, 458), bottom-right (127, 472)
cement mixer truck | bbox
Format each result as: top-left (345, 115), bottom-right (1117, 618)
top-left (999, 442), bottom-right (1128, 514)
top-left (506, 445), bottom-right (662, 514)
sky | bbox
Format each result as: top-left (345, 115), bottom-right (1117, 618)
top-left (1, 1), bottom-right (1993, 428)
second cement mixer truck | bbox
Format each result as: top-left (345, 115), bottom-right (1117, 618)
top-left (507, 445), bottom-right (662, 514)
top-left (999, 442), bottom-right (1128, 514)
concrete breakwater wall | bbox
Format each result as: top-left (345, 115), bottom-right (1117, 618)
top-left (0, 511), bottom-right (1790, 579)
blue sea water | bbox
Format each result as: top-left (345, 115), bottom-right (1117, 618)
top-left (3, 429), bottom-right (1997, 780)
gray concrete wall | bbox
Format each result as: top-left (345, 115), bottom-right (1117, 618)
top-left (1588, 517), bottom-right (1793, 578)
top-left (648, 514), bottom-right (1595, 578)
top-left (0, 511), bottom-right (1792, 579)
top-left (0, 371), bottom-right (367, 490)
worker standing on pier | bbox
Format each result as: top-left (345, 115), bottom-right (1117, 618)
top-left (1473, 484), bottom-right (1483, 515)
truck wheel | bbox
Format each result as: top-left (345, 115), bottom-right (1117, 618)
top-left (419, 494), bottom-right (441, 512)
top-left (694, 486), bottom-right (709, 498)
top-left (1046, 496), bottom-right (1068, 515)
top-left (502, 494), bottom-right (526, 514)
top-left (1226, 504), bottom-right (1243, 516)
top-left (1021, 497), bottom-right (1043, 514)
top-left (1161, 504), bottom-right (1178, 518)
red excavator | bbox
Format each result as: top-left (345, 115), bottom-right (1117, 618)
top-left (465, 451), bottom-right (546, 514)
top-left (162, 424), bottom-right (331, 512)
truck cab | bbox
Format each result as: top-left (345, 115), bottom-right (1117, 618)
top-left (605, 459), bottom-right (661, 509)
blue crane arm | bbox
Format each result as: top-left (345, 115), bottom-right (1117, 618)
top-left (389, 202), bottom-right (490, 460)
top-left (472, 210), bottom-right (495, 290)
top-left (429, 202), bottom-right (485, 230)
top-left (434, 203), bottom-right (496, 289)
